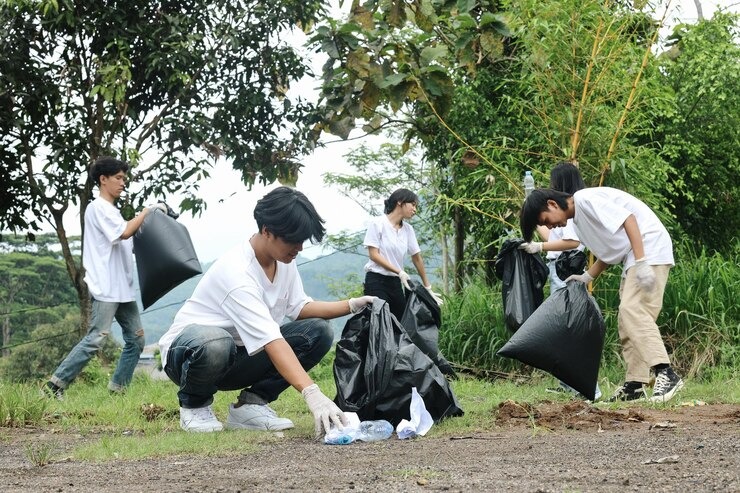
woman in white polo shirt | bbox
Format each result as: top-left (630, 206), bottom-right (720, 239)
top-left (362, 188), bottom-right (441, 320)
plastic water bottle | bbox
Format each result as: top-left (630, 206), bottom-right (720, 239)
top-left (356, 420), bottom-right (394, 442)
top-left (523, 171), bottom-right (535, 198)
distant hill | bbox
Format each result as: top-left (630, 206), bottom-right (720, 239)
top-left (112, 247), bottom-right (368, 345)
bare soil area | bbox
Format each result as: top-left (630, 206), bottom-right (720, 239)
top-left (1, 401), bottom-right (738, 492)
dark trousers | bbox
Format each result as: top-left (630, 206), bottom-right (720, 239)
top-left (363, 271), bottom-right (406, 320)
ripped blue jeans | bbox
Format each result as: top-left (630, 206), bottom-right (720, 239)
top-left (50, 299), bottom-right (145, 391)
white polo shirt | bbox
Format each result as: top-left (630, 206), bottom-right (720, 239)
top-left (572, 187), bottom-right (674, 271)
top-left (82, 197), bottom-right (135, 302)
top-left (158, 239), bottom-right (312, 364)
top-left (363, 215), bottom-right (421, 275)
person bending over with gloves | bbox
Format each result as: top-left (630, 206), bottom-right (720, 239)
top-left (159, 187), bottom-right (375, 435)
top-left (520, 187), bottom-right (684, 403)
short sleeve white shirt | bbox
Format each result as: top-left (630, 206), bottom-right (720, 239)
top-left (362, 215), bottom-right (421, 275)
top-left (572, 187), bottom-right (674, 270)
top-left (82, 197), bottom-right (135, 302)
top-left (158, 239), bottom-right (312, 364)
top-left (545, 219), bottom-right (584, 261)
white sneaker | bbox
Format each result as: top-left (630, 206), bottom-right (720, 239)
top-left (180, 405), bottom-right (223, 432)
top-left (225, 403), bottom-right (294, 431)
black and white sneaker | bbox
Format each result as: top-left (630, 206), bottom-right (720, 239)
top-left (650, 367), bottom-right (684, 403)
top-left (607, 381), bottom-right (646, 402)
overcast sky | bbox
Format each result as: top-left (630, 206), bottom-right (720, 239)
top-left (25, 0), bottom-right (739, 263)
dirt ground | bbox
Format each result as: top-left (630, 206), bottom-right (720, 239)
top-left (1, 401), bottom-right (738, 493)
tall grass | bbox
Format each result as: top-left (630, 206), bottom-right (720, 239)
top-left (438, 280), bottom-right (524, 374)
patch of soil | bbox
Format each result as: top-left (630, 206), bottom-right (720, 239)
top-left (1, 402), bottom-right (738, 492)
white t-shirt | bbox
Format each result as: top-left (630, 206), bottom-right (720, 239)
top-left (158, 239), bottom-right (312, 364)
top-left (363, 215), bottom-right (421, 275)
top-left (83, 197), bottom-right (135, 302)
top-left (545, 219), bottom-right (584, 261)
top-left (572, 187), bottom-right (674, 271)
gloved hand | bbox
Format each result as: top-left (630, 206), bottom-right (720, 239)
top-left (518, 242), bottom-right (543, 254)
top-left (348, 295), bottom-right (376, 314)
top-left (566, 270), bottom-right (595, 284)
top-left (147, 201), bottom-right (180, 219)
top-left (398, 270), bottom-right (411, 290)
top-left (424, 285), bottom-right (444, 305)
top-left (146, 200), bottom-right (180, 219)
top-left (302, 383), bottom-right (348, 437)
top-left (633, 258), bottom-right (656, 292)
top-left (147, 202), bottom-right (168, 214)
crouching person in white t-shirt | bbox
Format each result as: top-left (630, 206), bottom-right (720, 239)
top-left (158, 187), bottom-right (375, 435)
top-left (520, 187), bottom-right (684, 404)
top-left (45, 157), bottom-right (168, 399)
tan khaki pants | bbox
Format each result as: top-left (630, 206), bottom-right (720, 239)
top-left (617, 264), bottom-right (671, 383)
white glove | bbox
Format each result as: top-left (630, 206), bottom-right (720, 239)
top-left (424, 285), bottom-right (444, 306)
top-left (518, 242), bottom-right (543, 254)
top-left (398, 270), bottom-right (411, 290)
top-left (633, 258), bottom-right (656, 292)
top-left (302, 383), bottom-right (348, 437)
top-left (147, 202), bottom-right (168, 214)
top-left (348, 295), bottom-right (376, 313)
top-left (566, 271), bottom-right (595, 284)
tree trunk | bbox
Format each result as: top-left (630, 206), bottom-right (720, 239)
top-left (693, 0), bottom-right (704, 21)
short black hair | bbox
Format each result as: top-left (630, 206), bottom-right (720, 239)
top-left (384, 188), bottom-right (418, 214)
top-left (519, 188), bottom-right (571, 241)
top-left (90, 156), bottom-right (129, 186)
top-left (254, 186), bottom-right (326, 244)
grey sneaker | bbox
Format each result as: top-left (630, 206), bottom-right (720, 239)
top-left (180, 405), bottom-right (223, 432)
top-left (650, 367), bottom-right (684, 403)
top-left (225, 403), bottom-right (294, 431)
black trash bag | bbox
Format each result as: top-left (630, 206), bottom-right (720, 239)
top-left (400, 279), bottom-right (454, 376)
top-left (494, 238), bottom-right (549, 332)
top-left (133, 209), bottom-right (202, 309)
top-left (496, 282), bottom-right (605, 401)
top-left (555, 250), bottom-right (588, 281)
top-left (333, 298), bottom-right (464, 426)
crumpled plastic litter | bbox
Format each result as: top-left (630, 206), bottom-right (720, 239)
top-left (395, 387), bottom-right (433, 439)
top-left (323, 412), bottom-right (362, 444)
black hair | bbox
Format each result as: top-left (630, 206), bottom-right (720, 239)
top-left (254, 186), bottom-right (326, 244)
top-left (519, 188), bottom-right (571, 242)
top-left (383, 188), bottom-right (418, 214)
top-left (90, 156), bottom-right (129, 186)
top-left (550, 161), bottom-right (585, 194)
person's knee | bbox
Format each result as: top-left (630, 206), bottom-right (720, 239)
top-left (313, 319), bottom-right (334, 354)
top-left (134, 328), bottom-right (146, 352)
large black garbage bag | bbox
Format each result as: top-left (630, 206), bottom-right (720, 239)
top-left (496, 282), bottom-right (605, 400)
top-left (400, 279), bottom-right (454, 376)
top-left (555, 250), bottom-right (588, 281)
top-left (133, 209), bottom-right (202, 309)
top-left (334, 298), bottom-right (464, 426)
top-left (494, 238), bottom-right (549, 332)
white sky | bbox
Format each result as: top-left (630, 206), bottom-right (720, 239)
top-left (18, 0), bottom-right (738, 263)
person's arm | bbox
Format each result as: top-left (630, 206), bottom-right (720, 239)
top-left (622, 214), bottom-right (645, 260)
top-left (120, 208), bottom-right (150, 239)
top-left (367, 246), bottom-right (400, 274)
top-left (264, 338), bottom-right (348, 435)
top-left (263, 338), bottom-right (314, 391)
top-left (542, 239), bottom-right (580, 252)
top-left (298, 299), bottom-right (374, 319)
top-left (410, 252), bottom-right (430, 286)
